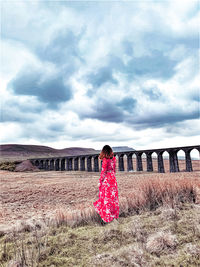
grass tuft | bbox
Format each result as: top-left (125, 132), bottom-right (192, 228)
top-left (146, 230), bottom-right (178, 256)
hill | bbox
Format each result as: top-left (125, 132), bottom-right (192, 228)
top-left (0, 144), bottom-right (100, 162)
top-left (112, 146), bottom-right (135, 152)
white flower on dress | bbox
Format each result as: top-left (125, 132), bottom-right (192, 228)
top-left (111, 191), bottom-right (115, 196)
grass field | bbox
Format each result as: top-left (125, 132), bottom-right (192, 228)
top-left (1, 202), bottom-right (200, 266)
top-left (0, 161), bottom-right (200, 266)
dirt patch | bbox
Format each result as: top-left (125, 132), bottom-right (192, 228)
top-left (15, 160), bottom-right (40, 172)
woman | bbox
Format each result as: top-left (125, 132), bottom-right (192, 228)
top-left (93, 145), bottom-right (119, 224)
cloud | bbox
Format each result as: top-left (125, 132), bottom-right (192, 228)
top-left (36, 28), bottom-right (85, 65)
top-left (126, 109), bottom-right (199, 130)
top-left (1, 98), bottom-right (42, 123)
top-left (165, 118), bottom-right (200, 137)
top-left (86, 66), bottom-right (118, 92)
top-left (122, 50), bottom-right (178, 80)
top-left (142, 86), bottom-right (163, 101)
top-left (1, 0), bottom-right (199, 149)
top-left (116, 97), bottom-right (137, 112)
top-left (7, 65), bottom-right (73, 109)
top-left (79, 98), bottom-right (125, 123)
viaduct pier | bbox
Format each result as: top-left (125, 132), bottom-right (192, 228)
top-left (30, 145), bottom-right (200, 173)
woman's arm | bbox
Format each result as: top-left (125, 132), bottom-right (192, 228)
top-left (99, 158), bottom-right (107, 185)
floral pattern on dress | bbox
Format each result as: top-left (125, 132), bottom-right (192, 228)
top-left (93, 156), bottom-right (119, 223)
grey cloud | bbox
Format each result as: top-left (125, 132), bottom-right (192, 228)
top-left (192, 95), bottom-right (200, 102)
top-left (165, 125), bottom-right (192, 136)
top-left (116, 97), bottom-right (137, 112)
top-left (126, 109), bottom-right (199, 130)
top-left (85, 49), bottom-right (178, 93)
top-left (10, 120), bottom-right (66, 142)
top-left (79, 99), bottom-right (124, 123)
top-left (143, 31), bottom-right (199, 60)
top-left (2, 1), bottom-right (199, 145)
top-left (142, 86), bottom-right (163, 101)
top-left (78, 96), bottom-right (136, 123)
top-left (36, 28), bottom-right (85, 65)
top-left (1, 109), bottom-right (35, 123)
top-left (48, 122), bottom-right (65, 132)
top-left (92, 30), bottom-right (199, 84)
top-left (85, 56), bottom-right (124, 96)
top-left (7, 67), bottom-right (73, 109)
top-left (79, 90), bottom-right (199, 130)
top-left (0, 99), bottom-right (43, 123)
top-left (190, 88), bottom-right (200, 102)
top-left (86, 66), bottom-right (118, 92)
top-left (122, 40), bottom-right (134, 56)
top-left (124, 50), bottom-right (177, 80)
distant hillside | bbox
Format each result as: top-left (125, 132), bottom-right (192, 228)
top-left (112, 146), bottom-right (135, 152)
top-left (0, 144), bottom-right (100, 162)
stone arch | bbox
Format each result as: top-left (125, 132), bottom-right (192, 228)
top-left (151, 152), bottom-right (158, 172)
top-left (66, 158), bottom-right (69, 171)
top-left (123, 153), bottom-right (128, 171)
top-left (189, 148), bottom-right (200, 171)
top-left (126, 152), bottom-right (134, 172)
top-left (35, 160), bottom-right (39, 167)
top-left (80, 157), bottom-right (85, 171)
top-left (68, 158), bottom-right (73, 171)
top-left (38, 160), bottom-right (43, 170)
top-left (45, 159), bottom-right (49, 170)
top-left (87, 156), bottom-right (92, 172)
top-left (117, 153), bottom-right (125, 171)
top-left (50, 159), bottom-right (54, 171)
top-left (74, 157), bottom-right (79, 171)
top-left (61, 158), bottom-right (65, 171)
top-left (55, 158), bottom-right (60, 171)
top-left (177, 149), bottom-right (186, 172)
top-left (161, 151), bottom-right (169, 172)
top-left (113, 153), bottom-right (119, 172)
top-left (156, 150), bottom-right (165, 173)
top-left (131, 152), bottom-right (137, 171)
top-left (135, 151), bottom-right (145, 171)
top-left (167, 149), bottom-right (180, 172)
top-left (144, 151), bottom-right (154, 172)
top-left (93, 155), bottom-right (99, 172)
top-left (39, 160), bottom-right (44, 169)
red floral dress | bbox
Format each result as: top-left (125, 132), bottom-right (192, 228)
top-left (93, 156), bottom-right (119, 223)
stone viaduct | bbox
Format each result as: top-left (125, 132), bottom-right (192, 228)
top-left (30, 145), bottom-right (199, 173)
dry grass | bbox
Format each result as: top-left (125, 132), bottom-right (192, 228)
top-left (0, 167), bottom-right (200, 266)
top-left (90, 243), bottom-right (149, 267)
top-left (146, 230), bottom-right (178, 255)
top-left (1, 169), bottom-right (200, 234)
top-left (1, 202), bottom-right (200, 266)
top-left (2, 227), bottom-right (51, 266)
top-left (184, 243), bottom-right (200, 257)
top-left (4, 175), bottom-right (198, 234)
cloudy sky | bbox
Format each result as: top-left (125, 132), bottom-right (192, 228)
top-left (1, 0), bottom-right (199, 154)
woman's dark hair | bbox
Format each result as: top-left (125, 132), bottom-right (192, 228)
top-left (99, 145), bottom-right (114, 160)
